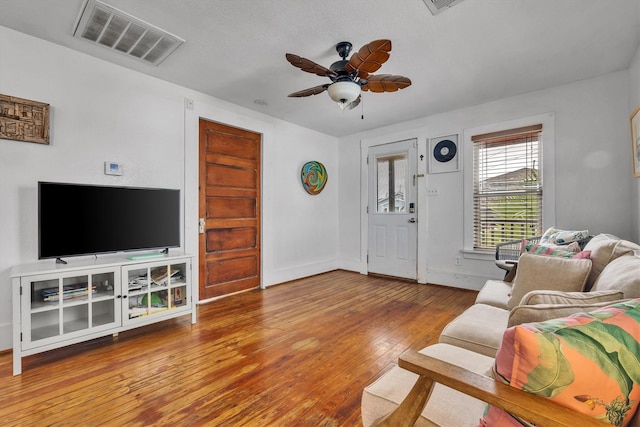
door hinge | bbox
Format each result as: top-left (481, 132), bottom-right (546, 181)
top-left (366, 206), bottom-right (368, 214)
top-left (366, 156), bottom-right (369, 165)
top-left (366, 254), bottom-right (369, 263)
top-left (20, 333), bottom-right (22, 342)
top-left (20, 286), bottom-right (22, 296)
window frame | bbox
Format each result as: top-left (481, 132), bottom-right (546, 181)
top-left (472, 124), bottom-right (543, 251)
top-left (462, 113), bottom-right (556, 260)
top-left (375, 153), bottom-right (409, 214)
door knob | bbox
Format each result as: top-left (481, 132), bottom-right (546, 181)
top-left (408, 218), bottom-right (416, 223)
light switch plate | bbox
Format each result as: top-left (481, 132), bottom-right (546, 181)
top-left (104, 161), bottom-right (123, 176)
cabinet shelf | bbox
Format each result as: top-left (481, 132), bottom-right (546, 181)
top-left (30, 301), bottom-right (59, 313)
top-left (93, 293), bottom-right (115, 302)
top-left (61, 298), bottom-right (90, 308)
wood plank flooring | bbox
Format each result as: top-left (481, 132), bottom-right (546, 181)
top-left (0, 270), bottom-right (477, 426)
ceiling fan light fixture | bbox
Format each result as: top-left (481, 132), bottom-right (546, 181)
top-left (327, 81), bottom-right (360, 108)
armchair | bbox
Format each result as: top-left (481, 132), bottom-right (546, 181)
top-left (371, 349), bottom-right (610, 427)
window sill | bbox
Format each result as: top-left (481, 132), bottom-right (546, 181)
top-left (462, 249), bottom-right (495, 261)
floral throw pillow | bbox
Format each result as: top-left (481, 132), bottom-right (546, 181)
top-left (540, 227), bottom-right (590, 245)
top-left (525, 242), bottom-right (591, 259)
top-left (521, 239), bottom-right (581, 253)
top-left (479, 299), bottom-right (640, 427)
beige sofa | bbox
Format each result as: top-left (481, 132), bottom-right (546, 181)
top-left (438, 234), bottom-right (640, 358)
top-left (362, 234), bottom-right (640, 426)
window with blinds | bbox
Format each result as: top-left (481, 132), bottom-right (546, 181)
top-left (472, 124), bottom-right (542, 251)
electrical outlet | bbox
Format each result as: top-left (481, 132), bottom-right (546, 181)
top-left (455, 256), bottom-right (462, 266)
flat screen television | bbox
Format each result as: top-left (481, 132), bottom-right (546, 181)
top-left (38, 182), bottom-right (181, 260)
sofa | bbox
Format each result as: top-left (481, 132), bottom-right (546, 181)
top-left (362, 233), bottom-right (640, 426)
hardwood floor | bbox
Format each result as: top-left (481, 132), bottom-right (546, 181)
top-left (0, 270), bottom-right (477, 426)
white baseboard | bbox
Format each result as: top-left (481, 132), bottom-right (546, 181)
top-left (0, 322), bottom-right (12, 352)
top-left (333, 258), bottom-right (361, 273)
top-left (425, 269), bottom-right (489, 291)
top-left (263, 259), bottom-right (339, 287)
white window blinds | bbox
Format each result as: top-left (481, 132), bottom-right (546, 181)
top-left (472, 124), bottom-right (543, 250)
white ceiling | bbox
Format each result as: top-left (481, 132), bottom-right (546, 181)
top-left (1, 0), bottom-right (639, 137)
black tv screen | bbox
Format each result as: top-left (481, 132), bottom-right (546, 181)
top-left (39, 182), bottom-right (181, 259)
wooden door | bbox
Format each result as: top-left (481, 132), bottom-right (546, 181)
top-left (198, 119), bottom-right (261, 300)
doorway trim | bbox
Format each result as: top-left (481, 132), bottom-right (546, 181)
top-left (184, 99), bottom-right (274, 302)
top-left (360, 126), bottom-right (429, 283)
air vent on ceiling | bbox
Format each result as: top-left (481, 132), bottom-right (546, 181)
top-left (422, 0), bottom-right (467, 15)
top-left (73, 0), bottom-right (185, 66)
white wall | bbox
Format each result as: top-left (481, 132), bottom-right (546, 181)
top-left (628, 43), bottom-right (640, 243)
top-left (0, 27), bottom-right (339, 350)
top-left (339, 70), bottom-right (634, 290)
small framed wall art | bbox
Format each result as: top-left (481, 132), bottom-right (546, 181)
top-left (0, 94), bottom-right (50, 145)
top-left (631, 104), bottom-right (640, 177)
top-left (301, 161), bottom-right (328, 195)
top-left (429, 134), bottom-right (459, 173)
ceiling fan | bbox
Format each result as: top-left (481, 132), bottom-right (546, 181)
top-left (286, 39), bottom-right (412, 110)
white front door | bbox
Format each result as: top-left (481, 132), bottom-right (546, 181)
top-left (367, 139), bottom-right (418, 279)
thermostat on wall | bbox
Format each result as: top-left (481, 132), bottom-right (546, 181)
top-left (104, 161), bottom-right (123, 176)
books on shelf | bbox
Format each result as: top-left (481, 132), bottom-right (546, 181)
top-left (150, 267), bottom-right (182, 286)
top-left (41, 284), bottom-right (96, 302)
top-left (128, 268), bottom-right (182, 290)
top-left (128, 276), bottom-right (149, 291)
top-left (128, 307), bottom-right (147, 318)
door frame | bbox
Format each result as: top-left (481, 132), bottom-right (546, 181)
top-left (197, 118), bottom-right (262, 302)
top-left (360, 127), bottom-right (429, 283)
top-left (367, 139), bottom-right (418, 279)
top-left (184, 102), bottom-right (269, 304)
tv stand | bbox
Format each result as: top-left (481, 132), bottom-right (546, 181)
top-left (55, 257), bottom-right (67, 265)
top-left (10, 253), bottom-right (194, 375)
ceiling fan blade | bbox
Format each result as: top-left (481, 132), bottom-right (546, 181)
top-left (285, 53), bottom-right (337, 78)
top-left (288, 84), bottom-right (329, 97)
top-left (361, 74), bottom-right (412, 93)
top-left (346, 39), bottom-right (392, 75)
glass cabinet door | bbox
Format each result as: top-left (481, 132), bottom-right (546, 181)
top-left (61, 274), bottom-right (90, 334)
top-left (28, 277), bottom-right (61, 342)
top-left (91, 270), bottom-right (118, 328)
top-left (126, 266), bottom-right (152, 319)
top-left (124, 259), bottom-right (190, 324)
top-left (167, 261), bottom-right (188, 310)
top-left (22, 268), bottom-right (119, 349)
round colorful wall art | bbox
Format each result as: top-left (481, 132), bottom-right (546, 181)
top-left (301, 161), bottom-right (328, 195)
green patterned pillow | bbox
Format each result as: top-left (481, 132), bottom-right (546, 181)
top-left (480, 299), bottom-right (640, 426)
top-left (526, 242), bottom-right (591, 259)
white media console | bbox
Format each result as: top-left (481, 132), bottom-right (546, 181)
top-left (10, 252), bottom-right (195, 375)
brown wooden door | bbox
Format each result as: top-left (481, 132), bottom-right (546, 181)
top-left (198, 119), bottom-right (261, 300)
